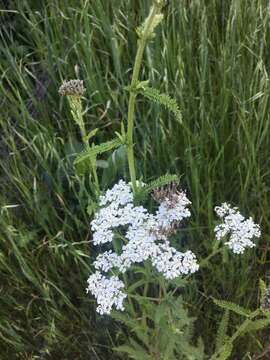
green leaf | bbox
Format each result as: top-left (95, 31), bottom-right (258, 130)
top-left (135, 80), bottom-right (150, 90)
top-left (218, 341), bottom-right (233, 360)
top-left (86, 201), bottom-right (98, 216)
top-left (85, 128), bottom-right (99, 142)
top-left (138, 86), bottom-right (182, 123)
top-left (154, 301), bottom-right (168, 325)
top-left (137, 174), bottom-right (178, 200)
top-left (114, 344), bottom-right (151, 360)
top-left (259, 278), bottom-right (267, 305)
top-left (101, 145), bottom-right (127, 187)
top-left (74, 138), bottom-right (122, 165)
top-left (240, 317), bottom-right (270, 333)
top-left (74, 156), bottom-right (92, 176)
top-left (213, 299), bottom-right (252, 317)
top-left (215, 310), bottom-right (230, 351)
top-left (136, 8), bottom-right (164, 40)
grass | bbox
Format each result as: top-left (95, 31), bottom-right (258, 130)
top-left (1, 0), bottom-right (270, 358)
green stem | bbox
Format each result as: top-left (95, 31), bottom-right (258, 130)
top-left (127, 4), bottom-right (161, 193)
top-left (70, 96), bottom-right (100, 193)
top-left (199, 247), bottom-right (223, 269)
top-left (82, 131), bottom-right (99, 190)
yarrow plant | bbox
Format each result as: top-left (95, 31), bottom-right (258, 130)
top-left (86, 181), bottom-right (261, 315)
top-left (59, 1), bottom-right (264, 358)
top-left (86, 180), bottom-right (199, 314)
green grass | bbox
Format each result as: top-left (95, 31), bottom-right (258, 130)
top-left (1, 0), bottom-right (270, 358)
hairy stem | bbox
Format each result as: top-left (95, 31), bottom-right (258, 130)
top-left (127, 3), bottom-right (163, 192)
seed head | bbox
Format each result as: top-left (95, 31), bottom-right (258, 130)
top-left (58, 79), bottom-right (86, 97)
top-left (152, 182), bottom-right (180, 206)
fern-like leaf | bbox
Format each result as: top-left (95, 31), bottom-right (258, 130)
top-left (213, 299), bottom-right (251, 317)
top-left (215, 309), bottom-right (230, 352)
top-left (143, 174), bottom-right (178, 194)
top-left (114, 343), bottom-right (151, 360)
top-left (239, 317), bottom-right (270, 334)
top-left (74, 138), bottom-right (122, 165)
top-left (136, 174), bottom-right (178, 201)
top-left (138, 86), bottom-right (182, 123)
top-left (218, 341), bottom-right (233, 360)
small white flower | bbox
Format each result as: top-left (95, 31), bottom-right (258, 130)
top-left (91, 196), bottom-right (149, 245)
top-left (99, 180), bottom-right (133, 208)
top-left (214, 202), bottom-right (234, 218)
top-left (120, 218), bottom-right (158, 271)
top-left (94, 250), bottom-right (122, 272)
top-left (214, 203), bottom-right (261, 254)
top-left (152, 242), bottom-right (199, 279)
top-left (92, 228), bottom-right (114, 245)
top-left (86, 272), bottom-right (127, 315)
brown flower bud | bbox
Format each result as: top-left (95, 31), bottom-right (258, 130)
top-left (58, 79), bottom-right (86, 97)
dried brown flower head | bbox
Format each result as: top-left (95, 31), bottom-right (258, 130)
top-left (152, 181), bottom-right (180, 208)
top-left (150, 222), bottom-right (179, 239)
top-left (58, 79), bottom-right (86, 97)
top-left (151, 181), bottom-right (189, 237)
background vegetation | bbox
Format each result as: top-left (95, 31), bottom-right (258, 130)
top-left (1, 0), bottom-right (270, 358)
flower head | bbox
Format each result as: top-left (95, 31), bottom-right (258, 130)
top-left (86, 272), bottom-right (126, 315)
top-left (214, 203), bottom-right (261, 254)
top-left (152, 242), bottom-right (199, 279)
top-left (58, 79), bottom-right (86, 97)
top-left (154, 189), bottom-right (191, 234)
top-left (87, 180), bottom-right (198, 314)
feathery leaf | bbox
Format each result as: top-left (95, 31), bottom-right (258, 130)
top-left (213, 299), bottom-right (252, 317)
top-left (74, 138), bottom-right (122, 165)
top-left (137, 174), bottom-right (178, 201)
top-left (215, 310), bottom-right (230, 351)
top-left (138, 86), bottom-right (182, 123)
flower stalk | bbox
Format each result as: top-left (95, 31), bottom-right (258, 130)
top-left (59, 79), bottom-right (99, 192)
top-left (127, 1), bottom-right (164, 193)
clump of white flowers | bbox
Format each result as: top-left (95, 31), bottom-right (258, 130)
top-left (86, 272), bottom-right (126, 315)
top-left (87, 183), bottom-right (261, 314)
top-left (214, 203), bottom-right (261, 254)
top-left (86, 180), bottom-right (199, 314)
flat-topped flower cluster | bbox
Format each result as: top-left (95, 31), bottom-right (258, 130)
top-left (214, 203), bottom-right (261, 254)
top-left (86, 181), bottom-right (261, 315)
top-left (87, 180), bottom-right (198, 314)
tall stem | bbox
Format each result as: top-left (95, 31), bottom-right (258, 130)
top-left (70, 96), bottom-right (100, 193)
top-left (127, 3), bottom-right (162, 192)
top-left (80, 122), bottom-right (99, 193)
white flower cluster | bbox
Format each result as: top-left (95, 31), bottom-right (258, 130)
top-left (86, 272), bottom-right (126, 315)
top-left (155, 192), bottom-right (191, 231)
top-left (151, 243), bottom-right (199, 280)
top-left (214, 203), bottom-right (261, 254)
top-left (86, 180), bottom-right (199, 314)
